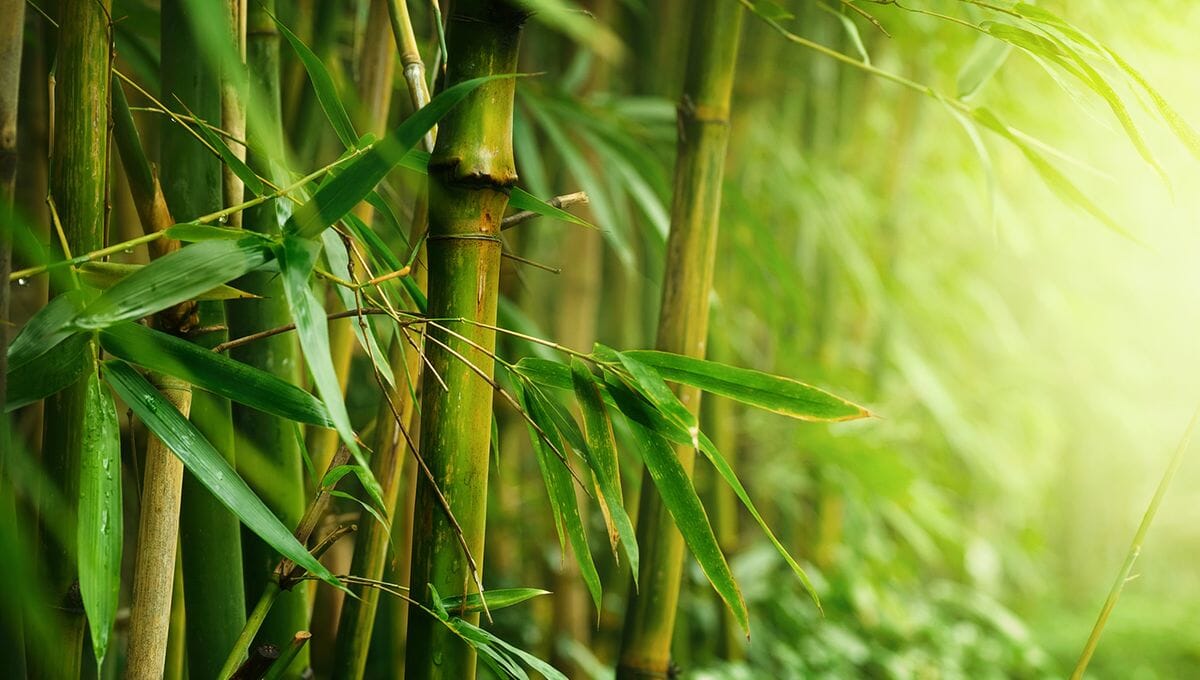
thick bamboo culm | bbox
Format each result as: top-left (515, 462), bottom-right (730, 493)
top-left (403, 3), bottom-right (525, 678)
top-left (617, 1), bottom-right (745, 678)
top-left (30, 1), bottom-right (112, 676)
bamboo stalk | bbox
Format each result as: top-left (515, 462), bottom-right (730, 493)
top-left (231, 2), bottom-right (311, 670)
top-left (403, 3), bottom-right (525, 678)
top-left (126, 378), bottom-right (192, 679)
top-left (31, 2), bottom-right (111, 676)
top-left (616, 1), bottom-right (744, 677)
top-left (0, 0), bottom-right (26, 674)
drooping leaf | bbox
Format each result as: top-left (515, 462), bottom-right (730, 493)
top-left (623, 350), bottom-right (869, 421)
top-left (570, 359), bottom-right (638, 577)
top-left (958, 35), bottom-right (1012, 98)
top-left (608, 379), bottom-right (748, 634)
top-left (513, 356), bottom-right (572, 391)
top-left (101, 360), bottom-right (340, 587)
top-left (275, 235), bottom-right (383, 507)
top-left (78, 261), bottom-right (259, 300)
top-left (286, 75), bottom-right (509, 238)
top-left (320, 228), bottom-right (394, 386)
top-left (97, 321), bottom-right (334, 428)
top-left (273, 12), bottom-right (358, 149)
top-left (164, 222), bottom-right (267, 242)
top-left (183, 100), bottom-right (265, 196)
top-left (606, 345), bottom-right (700, 446)
top-left (439, 588), bottom-right (551, 616)
top-left (515, 381), bottom-right (602, 612)
top-left (5, 333), bottom-right (91, 412)
top-left (7, 290), bottom-right (85, 368)
top-left (78, 370), bottom-right (122, 667)
top-left (73, 237), bottom-right (272, 329)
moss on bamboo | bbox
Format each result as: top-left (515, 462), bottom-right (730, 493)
top-left (616, 1), bottom-right (744, 678)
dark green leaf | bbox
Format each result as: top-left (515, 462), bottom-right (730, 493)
top-left (570, 359), bottom-right (638, 576)
top-left (608, 345), bottom-right (700, 446)
top-left (5, 333), bottom-right (92, 412)
top-left (101, 360), bottom-right (340, 587)
top-left (78, 370), bottom-right (122, 667)
top-left (273, 13), bottom-right (358, 149)
top-left (440, 588), bottom-right (550, 616)
top-left (74, 238), bottom-right (272, 329)
top-left (8, 290), bottom-right (85, 368)
top-left (98, 321), bottom-right (334, 428)
top-left (623, 350), bottom-right (869, 421)
top-left (78, 262), bottom-right (259, 300)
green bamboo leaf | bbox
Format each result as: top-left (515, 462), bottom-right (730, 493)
top-left (78, 370), bottom-right (122, 667)
top-left (623, 350), bottom-right (869, 422)
top-left (515, 381), bottom-right (602, 612)
top-left (276, 235), bottom-right (384, 508)
top-left (78, 262), bottom-right (259, 300)
top-left (440, 588), bottom-right (551, 616)
top-left (8, 290), bottom-right (85, 368)
top-left (606, 376), bottom-right (822, 609)
top-left (320, 228), bottom-right (394, 386)
top-left (605, 344), bottom-right (700, 446)
top-left (101, 360), bottom-right (340, 588)
top-left (73, 237), bottom-right (272, 329)
top-left (513, 357), bottom-right (572, 391)
top-left (272, 12), bottom-right (357, 149)
top-left (164, 222), bottom-right (270, 242)
top-left (286, 75), bottom-right (509, 238)
top-left (608, 380), bottom-right (748, 634)
top-left (183, 100), bottom-right (265, 196)
top-left (97, 321), bottom-right (334, 428)
top-left (957, 35), bottom-right (1012, 98)
top-left (5, 333), bottom-right (91, 412)
top-left (570, 359), bottom-right (638, 577)
top-left (971, 108), bottom-right (1133, 239)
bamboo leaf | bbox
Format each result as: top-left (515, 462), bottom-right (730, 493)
top-left (623, 350), bottom-right (869, 422)
top-left (607, 379), bottom-right (748, 634)
top-left (276, 235), bottom-right (384, 507)
top-left (5, 333), bottom-right (92, 412)
top-left (78, 262), bottom-right (259, 300)
top-left (570, 359), bottom-right (638, 577)
top-left (440, 588), bottom-right (551, 616)
top-left (164, 223), bottom-right (267, 242)
top-left (606, 375), bottom-right (822, 609)
top-left (101, 360), bottom-right (340, 587)
top-left (272, 13), bottom-right (358, 148)
top-left (515, 381), bottom-right (602, 612)
top-left (286, 75), bottom-right (510, 239)
top-left (184, 102), bottom-right (265, 196)
top-left (508, 188), bottom-right (594, 229)
top-left (606, 345), bottom-right (700, 446)
top-left (78, 370), bottom-right (122, 667)
top-left (73, 237), bottom-right (273, 329)
top-left (7, 290), bottom-right (85, 368)
top-left (957, 35), bottom-right (1012, 98)
top-left (97, 321), bottom-right (334, 428)
top-left (320, 228), bottom-right (394, 386)
top-left (513, 357), bottom-right (572, 391)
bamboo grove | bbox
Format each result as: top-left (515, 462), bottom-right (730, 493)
top-left (3, 0), bottom-right (1200, 678)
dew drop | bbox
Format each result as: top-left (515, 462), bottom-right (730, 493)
top-left (16, 278), bottom-right (26, 286)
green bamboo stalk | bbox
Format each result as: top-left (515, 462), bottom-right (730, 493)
top-left (616, 1), bottom-right (744, 677)
top-left (0, 0), bottom-right (26, 674)
top-left (230, 2), bottom-right (310, 672)
top-left (155, 3), bottom-right (251, 677)
top-left (403, 3), bottom-right (525, 678)
top-left (330, 3), bottom-right (432, 673)
top-left (30, 2), bottom-right (111, 676)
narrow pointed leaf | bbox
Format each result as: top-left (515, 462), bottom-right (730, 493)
top-left (78, 370), bottom-right (122, 667)
top-left (74, 237), bottom-right (272, 329)
top-left (607, 345), bottom-right (699, 445)
top-left (516, 382), bottom-right (602, 612)
top-left (623, 350), bottom-right (869, 421)
top-left (78, 262), bottom-right (259, 300)
top-left (101, 360), bottom-right (340, 587)
top-left (440, 588), bottom-right (551, 616)
top-left (276, 235), bottom-right (384, 507)
top-left (320, 228), bottom-right (394, 386)
top-left (612, 384), bottom-right (748, 633)
top-left (8, 290), bottom-right (85, 367)
top-left (6, 332), bottom-right (91, 412)
top-left (570, 359), bottom-right (638, 577)
top-left (98, 321), bottom-right (334, 427)
top-left (273, 13), bottom-right (358, 149)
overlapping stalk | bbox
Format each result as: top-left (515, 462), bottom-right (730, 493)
top-left (229, 1), bottom-right (310, 669)
top-left (403, 3), bottom-right (525, 678)
top-left (617, 1), bottom-right (744, 677)
top-left (330, 0), bottom-right (432, 675)
top-left (29, 1), bottom-right (111, 676)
